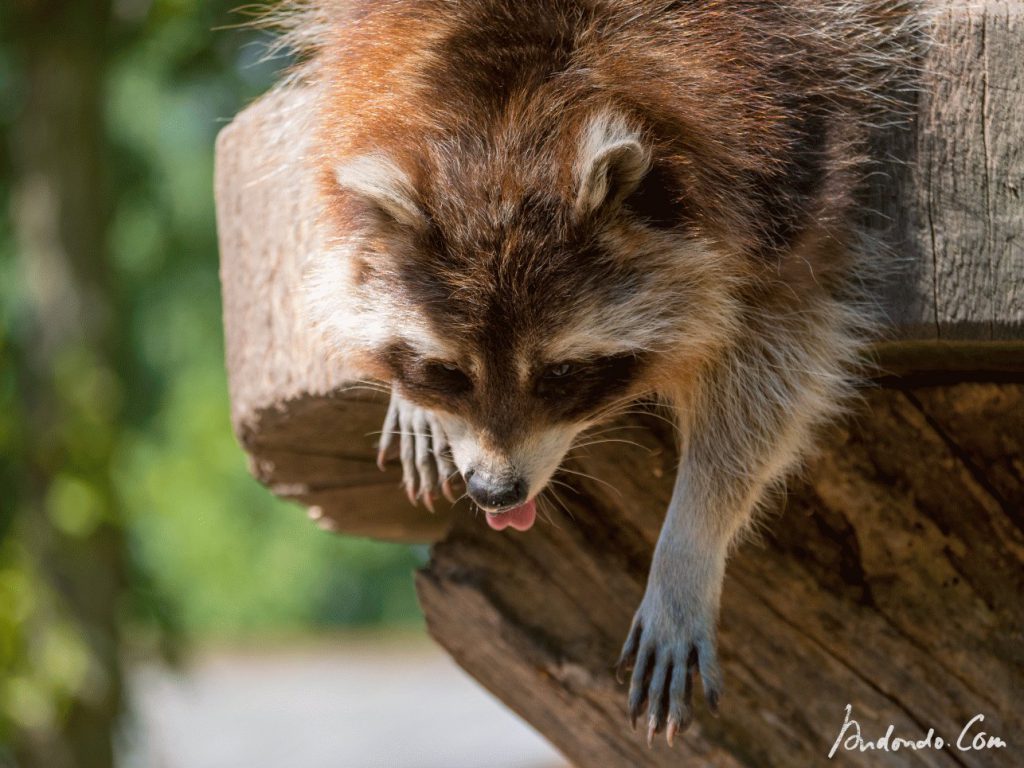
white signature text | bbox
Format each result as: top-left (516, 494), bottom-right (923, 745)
top-left (829, 704), bottom-right (1007, 758)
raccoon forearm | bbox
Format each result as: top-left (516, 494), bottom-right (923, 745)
top-left (664, 305), bottom-right (857, 561)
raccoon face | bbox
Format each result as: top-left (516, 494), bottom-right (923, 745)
top-left (306, 110), bottom-right (739, 512)
top-left (382, 341), bottom-right (647, 511)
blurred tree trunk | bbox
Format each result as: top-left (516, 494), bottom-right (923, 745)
top-left (7, 1), bottom-right (127, 767)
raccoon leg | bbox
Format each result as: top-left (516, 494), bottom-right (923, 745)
top-left (616, 458), bottom-right (729, 746)
top-left (377, 386), bottom-right (457, 508)
top-left (617, 316), bottom-right (849, 745)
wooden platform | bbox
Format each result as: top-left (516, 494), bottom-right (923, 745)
top-left (215, 3), bottom-right (1023, 765)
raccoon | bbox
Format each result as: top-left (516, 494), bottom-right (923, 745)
top-left (282, 0), bottom-right (921, 745)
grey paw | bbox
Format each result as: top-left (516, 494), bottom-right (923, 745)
top-left (377, 387), bottom-right (458, 509)
top-left (615, 591), bottom-right (722, 747)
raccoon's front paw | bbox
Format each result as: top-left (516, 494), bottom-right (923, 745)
top-left (377, 388), bottom-right (457, 510)
top-left (616, 582), bottom-right (722, 747)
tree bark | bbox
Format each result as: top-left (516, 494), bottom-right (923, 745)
top-left (7, 2), bottom-right (126, 766)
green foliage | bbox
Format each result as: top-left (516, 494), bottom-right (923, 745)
top-left (98, 1), bottom-right (424, 639)
top-left (0, 0), bottom-right (424, 759)
top-left (114, 367), bottom-right (425, 635)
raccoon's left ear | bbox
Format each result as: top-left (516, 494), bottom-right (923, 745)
top-left (574, 112), bottom-right (650, 218)
top-left (333, 153), bottom-right (427, 231)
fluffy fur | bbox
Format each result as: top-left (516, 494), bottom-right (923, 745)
top-left (265, 0), bottom-right (923, 742)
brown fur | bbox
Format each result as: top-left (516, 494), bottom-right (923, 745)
top-left (295, 0), bottom-right (916, 408)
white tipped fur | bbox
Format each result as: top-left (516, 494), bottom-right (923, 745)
top-left (302, 241), bottom-right (453, 362)
top-left (575, 111), bottom-right (650, 216)
top-left (541, 231), bottom-right (742, 364)
top-left (334, 154), bottom-right (426, 229)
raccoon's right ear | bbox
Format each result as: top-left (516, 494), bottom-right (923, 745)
top-left (574, 112), bottom-right (650, 218)
top-left (333, 154), bottom-right (427, 231)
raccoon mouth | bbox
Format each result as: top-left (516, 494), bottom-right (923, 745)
top-left (484, 499), bottom-right (537, 532)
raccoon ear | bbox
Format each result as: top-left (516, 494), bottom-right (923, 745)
top-left (574, 112), bottom-right (650, 217)
top-left (334, 154), bottom-right (427, 231)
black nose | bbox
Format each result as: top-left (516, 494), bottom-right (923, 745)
top-left (465, 470), bottom-right (528, 511)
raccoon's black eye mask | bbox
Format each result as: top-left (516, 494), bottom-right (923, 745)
top-left (408, 358), bottom-right (473, 397)
top-left (385, 335), bottom-right (644, 420)
top-left (380, 343), bottom-right (472, 406)
top-left (534, 352), bottom-right (644, 420)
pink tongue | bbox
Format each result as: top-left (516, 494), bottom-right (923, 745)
top-left (485, 499), bottom-right (537, 532)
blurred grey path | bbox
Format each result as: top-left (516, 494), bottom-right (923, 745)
top-left (123, 635), bottom-right (567, 768)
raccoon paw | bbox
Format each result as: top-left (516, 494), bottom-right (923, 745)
top-left (615, 587), bottom-right (722, 747)
top-left (377, 388), bottom-right (457, 510)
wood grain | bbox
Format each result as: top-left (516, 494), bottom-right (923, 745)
top-left (925, 3), bottom-right (1022, 339)
top-left (418, 384), bottom-right (1024, 767)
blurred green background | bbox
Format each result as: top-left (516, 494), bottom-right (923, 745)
top-left (0, 2), bottom-right (422, 765)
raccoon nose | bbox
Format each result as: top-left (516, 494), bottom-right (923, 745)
top-left (465, 469), bottom-right (528, 511)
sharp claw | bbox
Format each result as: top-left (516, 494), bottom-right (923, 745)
top-left (707, 689), bottom-right (720, 717)
top-left (441, 477), bottom-right (456, 503)
top-left (666, 717), bottom-right (678, 747)
top-left (627, 657), bottom-right (651, 727)
top-left (422, 490), bottom-right (435, 513)
top-left (647, 716), bottom-right (657, 748)
top-left (615, 653), bottom-right (633, 683)
top-left (405, 482), bottom-right (418, 506)
top-left (616, 620), bottom-right (641, 681)
top-left (378, 390), bottom-right (399, 469)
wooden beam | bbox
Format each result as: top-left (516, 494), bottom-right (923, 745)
top-left (215, 87), bottom-right (454, 542)
top-left (863, 2), bottom-right (1023, 341)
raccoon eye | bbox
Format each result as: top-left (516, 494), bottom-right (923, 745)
top-left (422, 360), bottom-right (472, 394)
top-left (536, 362), bottom-right (577, 398)
top-left (545, 362), bottom-right (574, 378)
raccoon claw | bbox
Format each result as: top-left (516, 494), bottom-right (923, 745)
top-left (377, 394), bottom-right (400, 472)
top-left (617, 596), bottom-right (721, 747)
top-left (665, 716), bottom-right (679, 747)
top-left (429, 414), bottom-right (458, 502)
top-left (378, 387), bottom-right (457, 507)
top-left (440, 476), bottom-right (456, 504)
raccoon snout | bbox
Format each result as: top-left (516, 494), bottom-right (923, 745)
top-left (465, 468), bottom-right (529, 512)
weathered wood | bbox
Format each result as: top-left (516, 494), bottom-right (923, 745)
top-left (215, 88), bottom-right (454, 542)
top-left (914, 2), bottom-right (1023, 340)
top-left (418, 383), bottom-right (1024, 767)
top-left (866, 2), bottom-right (1023, 341)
